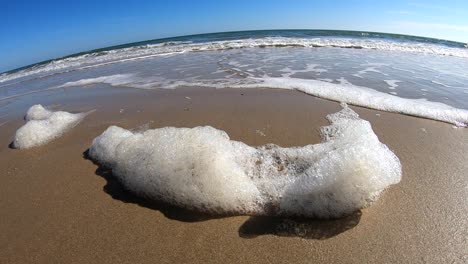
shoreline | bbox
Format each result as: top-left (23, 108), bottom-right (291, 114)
top-left (0, 87), bottom-right (466, 263)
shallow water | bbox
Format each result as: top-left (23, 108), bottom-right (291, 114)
top-left (1, 30), bottom-right (467, 125)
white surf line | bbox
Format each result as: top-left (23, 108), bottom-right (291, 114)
top-left (181, 77), bottom-right (467, 127)
top-left (3, 36), bottom-right (468, 84)
top-left (253, 77), bottom-right (468, 126)
top-left (0, 52), bottom-right (184, 88)
top-left (0, 73), bottom-right (144, 102)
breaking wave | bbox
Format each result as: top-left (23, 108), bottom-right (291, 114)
top-left (2, 35), bottom-right (468, 84)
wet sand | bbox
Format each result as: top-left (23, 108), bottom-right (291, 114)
top-left (0, 86), bottom-right (467, 263)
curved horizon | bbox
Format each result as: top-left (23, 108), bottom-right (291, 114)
top-left (3, 0), bottom-right (468, 73)
top-left (3, 28), bottom-right (467, 75)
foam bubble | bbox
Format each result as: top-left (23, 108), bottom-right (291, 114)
top-left (89, 105), bottom-right (401, 218)
top-left (13, 105), bottom-right (87, 149)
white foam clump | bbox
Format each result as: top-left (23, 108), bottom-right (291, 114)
top-left (89, 105), bottom-right (401, 218)
top-left (13, 105), bottom-right (86, 149)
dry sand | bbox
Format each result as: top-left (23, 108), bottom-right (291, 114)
top-left (0, 87), bottom-right (467, 263)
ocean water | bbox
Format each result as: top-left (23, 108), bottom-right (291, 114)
top-left (1, 30), bottom-right (468, 125)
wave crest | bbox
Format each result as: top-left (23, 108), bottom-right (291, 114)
top-left (3, 36), bottom-right (468, 84)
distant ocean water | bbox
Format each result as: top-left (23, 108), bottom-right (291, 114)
top-left (1, 30), bottom-right (467, 126)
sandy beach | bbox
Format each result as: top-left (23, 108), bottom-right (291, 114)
top-left (0, 86), bottom-right (467, 263)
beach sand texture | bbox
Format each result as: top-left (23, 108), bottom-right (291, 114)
top-left (0, 87), bottom-right (467, 263)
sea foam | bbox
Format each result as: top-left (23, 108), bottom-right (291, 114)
top-left (13, 105), bottom-right (86, 149)
top-left (247, 77), bottom-right (468, 127)
top-left (53, 74), bottom-right (468, 127)
top-left (89, 105), bottom-right (401, 218)
top-left (2, 36), bottom-right (468, 85)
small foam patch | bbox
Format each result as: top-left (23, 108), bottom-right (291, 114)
top-left (13, 105), bottom-right (86, 149)
top-left (89, 104), bottom-right (402, 218)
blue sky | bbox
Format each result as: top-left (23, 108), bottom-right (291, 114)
top-left (1, 0), bottom-right (468, 72)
